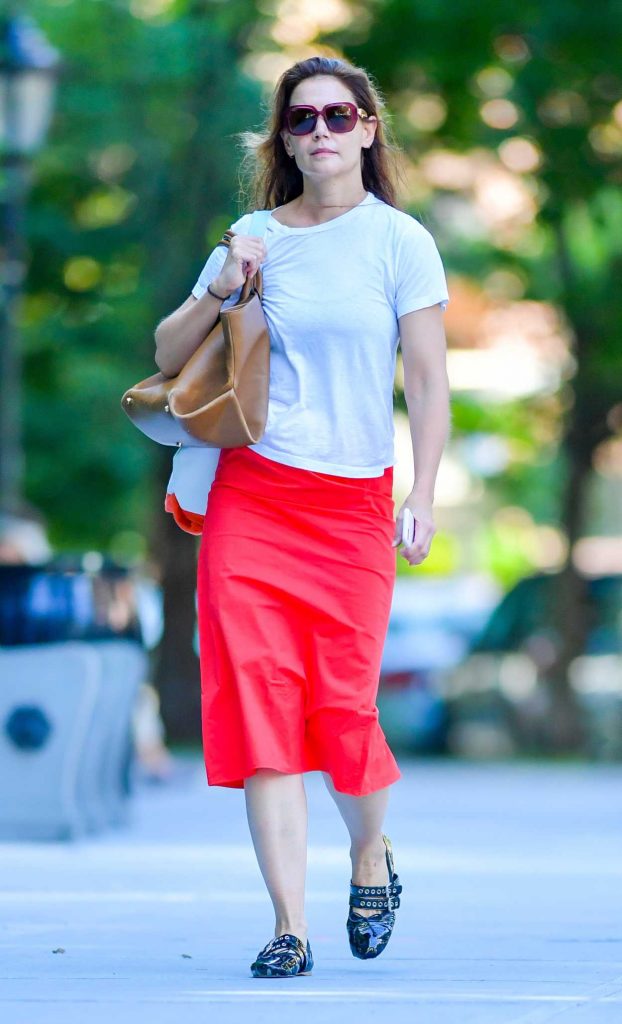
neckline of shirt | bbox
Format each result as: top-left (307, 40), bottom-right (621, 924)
top-left (267, 191), bottom-right (379, 234)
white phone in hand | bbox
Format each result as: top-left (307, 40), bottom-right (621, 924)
top-left (401, 507), bottom-right (415, 546)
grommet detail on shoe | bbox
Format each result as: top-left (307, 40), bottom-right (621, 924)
top-left (250, 933), bottom-right (314, 978)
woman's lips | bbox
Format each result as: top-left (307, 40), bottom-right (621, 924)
top-left (311, 149), bottom-right (336, 155)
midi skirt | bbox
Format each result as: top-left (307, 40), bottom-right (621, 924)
top-left (196, 446), bottom-right (401, 796)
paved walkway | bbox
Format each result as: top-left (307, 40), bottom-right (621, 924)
top-left (1, 757), bottom-right (622, 1023)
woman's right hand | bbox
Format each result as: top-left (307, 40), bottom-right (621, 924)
top-left (212, 234), bottom-right (267, 297)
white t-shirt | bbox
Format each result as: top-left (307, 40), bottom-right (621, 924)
top-left (192, 191), bottom-right (449, 477)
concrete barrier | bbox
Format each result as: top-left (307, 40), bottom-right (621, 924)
top-left (0, 639), bottom-right (147, 840)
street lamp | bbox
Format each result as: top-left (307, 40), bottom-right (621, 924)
top-left (0, 12), bottom-right (60, 514)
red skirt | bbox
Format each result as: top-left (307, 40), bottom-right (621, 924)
top-left (196, 446), bottom-right (401, 796)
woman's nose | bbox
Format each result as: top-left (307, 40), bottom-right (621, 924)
top-left (312, 114), bottom-right (330, 138)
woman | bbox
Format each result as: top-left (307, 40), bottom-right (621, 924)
top-left (154, 55), bottom-right (450, 978)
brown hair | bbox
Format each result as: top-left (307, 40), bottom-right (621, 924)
top-left (238, 56), bottom-right (403, 211)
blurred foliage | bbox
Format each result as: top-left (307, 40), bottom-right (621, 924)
top-left (19, 0), bottom-right (266, 552)
top-left (338, 0), bottom-right (622, 538)
top-left (396, 529), bottom-right (460, 578)
top-left (473, 517), bottom-right (541, 588)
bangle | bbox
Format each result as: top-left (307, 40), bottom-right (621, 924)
top-left (207, 282), bottom-right (231, 301)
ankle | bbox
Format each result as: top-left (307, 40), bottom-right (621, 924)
top-left (275, 919), bottom-right (308, 944)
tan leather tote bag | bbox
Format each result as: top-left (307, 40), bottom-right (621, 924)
top-left (121, 213), bottom-right (270, 448)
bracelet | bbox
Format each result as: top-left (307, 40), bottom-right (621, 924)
top-left (207, 282), bottom-right (231, 301)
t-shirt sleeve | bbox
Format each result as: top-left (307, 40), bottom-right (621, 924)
top-left (394, 219), bottom-right (449, 317)
top-left (190, 212), bottom-right (253, 302)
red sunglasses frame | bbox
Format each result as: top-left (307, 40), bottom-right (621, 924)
top-left (282, 102), bottom-right (369, 136)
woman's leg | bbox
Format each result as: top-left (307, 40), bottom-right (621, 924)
top-left (244, 769), bottom-right (309, 943)
top-left (322, 773), bottom-right (392, 917)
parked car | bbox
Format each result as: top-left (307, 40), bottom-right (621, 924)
top-left (442, 572), bottom-right (622, 758)
top-left (470, 572), bottom-right (622, 656)
top-left (378, 575), bottom-right (499, 752)
top-left (0, 558), bottom-right (143, 646)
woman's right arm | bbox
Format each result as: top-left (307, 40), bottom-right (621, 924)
top-left (154, 233), bottom-right (267, 378)
top-left (154, 288), bottom-right (225, 378)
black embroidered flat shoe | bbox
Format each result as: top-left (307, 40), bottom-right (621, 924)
top-left (347, 833), bottom-right (402, 960)
top-left (250, 933), bottom-right (314, 978)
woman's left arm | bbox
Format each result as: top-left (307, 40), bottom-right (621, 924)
top-left (392, 303), bottom-right (451, 566)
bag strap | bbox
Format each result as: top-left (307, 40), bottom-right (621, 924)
top-left (218, 209), bottom-right (272, 247)
top-left (217, 209), bottom-right (272, 301)
top-left (247, 209), bottom-right (272, 237)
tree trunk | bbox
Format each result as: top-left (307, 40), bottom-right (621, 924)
top-left (539, 449), bottom-right (590, 752)
top-left (539, 217), bottom-right (608, 752)
top-left (144, 32), bottom-right (259, 742)
top-left (151, 451), bottom-right (202, 742)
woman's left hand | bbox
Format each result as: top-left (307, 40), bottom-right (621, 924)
top-left (391, 494), bottom-right (436, 565)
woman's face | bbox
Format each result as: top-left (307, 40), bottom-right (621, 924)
top-left (280, 75), bottom-right (377, 184)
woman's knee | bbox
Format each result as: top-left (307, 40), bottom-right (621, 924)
top-left (245, 767), bottom-right (304, 789)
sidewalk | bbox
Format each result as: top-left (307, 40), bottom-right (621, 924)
top-left (1, 757), bottom-right (622, 1023)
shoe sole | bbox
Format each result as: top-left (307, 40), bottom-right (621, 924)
top-left (251, 967), bottom-right (312, 978)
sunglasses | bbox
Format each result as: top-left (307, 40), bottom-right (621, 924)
top-left (283, 102), bottom-right (369, 136)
